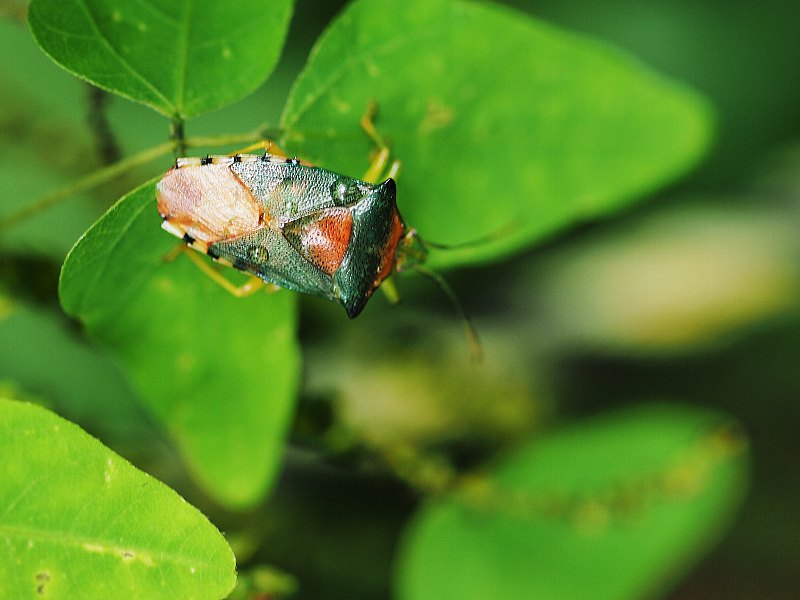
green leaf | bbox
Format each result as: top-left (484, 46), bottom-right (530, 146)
top-left (0, 18), bottom-right (106, 259)
top-left (281, 0), bottom-right (713, 268)
top-left (0, 18), bottom-right (90, 128)
top-left (0, 301), bottom-right (154, 447)
top-left (396, 404), bottom-right (748, 600)
top-left (0, 398), bottom-right (236, 599)
top-left (60, 182), bottom-right (301, 508)
top-left (0, 150), bottom-right (102, 261)
top-left (28, 0), bottom-right (294, 118)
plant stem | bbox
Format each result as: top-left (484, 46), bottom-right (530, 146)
top-left (86, 85), bottom-right (121, 165)
top-left (0, 141), bottom-right (173, 233)
top-left (169, 118), bottom-right (186, 156)
top-left (0, 126), bottom-right (280, 232)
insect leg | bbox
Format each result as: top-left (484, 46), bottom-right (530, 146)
top-left (360, 101), bottom-right (402, 183)
top-left (384, 159), bottom-right (402, 180)
top-left (380, 277), bottom-right (401, 305)
top-left (162, 243), bottom-right (186, 263)
top-left (181, 247), bottom-right (266, 297)
top-left (361, 100), bottom-right (388, 151)
top-left (228, 139), bottom-right (290, 158)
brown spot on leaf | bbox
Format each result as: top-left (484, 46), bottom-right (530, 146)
top-left (35, 571), bottom-right (50, 595)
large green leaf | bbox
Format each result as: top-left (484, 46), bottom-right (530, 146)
top-left (60, 182), bottom-right (301, 508)
top-left (396, 404), bottom-right (748, 600)
top-left (0, 399), bottom-right (235, 599)
top-left (281, 0), bottom-right (712, 268)
top-left (28, 0), bottom-right (294, 118)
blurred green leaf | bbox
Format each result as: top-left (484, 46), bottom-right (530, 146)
top-left (0, 301), bottom-right (154, 447)
top-left (0, 150), bottom-right (102, 260)
top-left (0, 399), bottom-right (236, 599)
top-left (0, 18), bottom-right (105, 259)
top-left (28, 0), bottom-right (294, 118)
top-left (533, 204), bottom-right (800, 353)
top-left (60, 182), bottom-right (301, 508)
top-left (282, 0), bottom-right (712, 268)
top-left (0, 18), bottom-right (89, 127)
top-left (396, 404), bottom-right (748, 600)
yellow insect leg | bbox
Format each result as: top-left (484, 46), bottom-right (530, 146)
top-left (229, 139), bottom-right (290, 159)
top-left (380, 276), bottom-right (401, 305)
top-left (360, 101), bottom-right (402, 183)
top-left (181, 247), bottom-right (266, 297)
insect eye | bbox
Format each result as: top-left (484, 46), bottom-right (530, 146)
top-left (247, 245), bottom-right (270, 264)
top-left (330, 178), bottom-right (362, 205)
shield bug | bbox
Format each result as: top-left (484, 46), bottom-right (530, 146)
top-left (155, 109), bottom-right (479, 356)
top-left (156, 133), bottom-right (424, 318)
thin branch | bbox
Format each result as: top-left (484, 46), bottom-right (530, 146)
top-left (169, 118), bottom-right (186, 156)
top-left (0, 141), bottom-right (173, 233)
top-left (0, 126), bottom-right (282, 232)
top-left (86, 85), bottom-right (121, 165)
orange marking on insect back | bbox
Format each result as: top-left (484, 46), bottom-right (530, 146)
top-left (285, 208), bottom-right (353, 275)
top-left (305, 209), bottom-right (353, 275)
top-left (372, 210), bottom-right (404, 291)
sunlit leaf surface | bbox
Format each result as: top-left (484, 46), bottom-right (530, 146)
top-left (0, 399), bottom-right (236, 599)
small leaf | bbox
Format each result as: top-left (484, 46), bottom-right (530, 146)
top-left (28, 0), bottom-right (294, 118)
top-left (0, 398), bottom-right (236, 598)
top-left (60, 182), bottom-right (301, 508)
top-left (281, 0), bottom-right (713, 268)
top-left (396, 404), bottom-right (748, 600)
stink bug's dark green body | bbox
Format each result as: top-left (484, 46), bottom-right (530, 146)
top-left (156, 153), bottom-right (412, 317)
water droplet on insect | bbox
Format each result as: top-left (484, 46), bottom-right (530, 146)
top-left (330, 178), bottom-right (362, 205)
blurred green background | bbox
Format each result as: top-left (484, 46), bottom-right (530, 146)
top-left (1, 0), bottom-right (799, 598)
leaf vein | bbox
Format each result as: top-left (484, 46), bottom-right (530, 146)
top-left (74, 0), bottom-right (175, 113)
top-left (173, 0), bottom-right (194, 116)
top-left (0, 523), bottom-right (211, 567)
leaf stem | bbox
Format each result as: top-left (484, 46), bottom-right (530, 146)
top-left (185, 124), bottom-right (284, 150)
top-left (169, 118), bottom-right (186, 156)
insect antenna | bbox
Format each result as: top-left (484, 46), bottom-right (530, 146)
top-left (397, 226), bottom-right (503, 362)
top-left (412, 264), bottom-right (483, 363)
top-left (420, 221), bottom-right (519, 251)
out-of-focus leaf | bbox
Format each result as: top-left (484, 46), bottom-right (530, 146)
top-left (0, 301), bottom-right (154, 447)
top-left (60, 182), bottom-right (301, 508)
top-left (0, 150), bottom-right (103, 260)
top-left (0, 18), bottom-right (91, 127)
top-left (533, 204), bottom-right (800, 353)
top-left (0, 19), bottom-right (105, 258)
top-left (0, 399), bottom-right (236, 599)
top-left (28, 0), bottom-right (294, 118)
top-left (282, 0), bottom-right (712, 268)
top-left (396, 404), bottom-right (748, 600)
